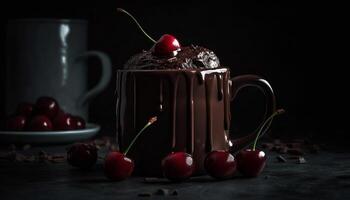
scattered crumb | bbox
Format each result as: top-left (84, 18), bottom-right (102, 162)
top-left (155, 188), bottom-right (170, 196)
top-left (297, 157), bottom-right (307, 164)
top-left (138, 192), bottom-right (152, 197)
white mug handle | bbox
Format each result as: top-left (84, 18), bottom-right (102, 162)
top-left (75, 51), bottom-right (112, 107)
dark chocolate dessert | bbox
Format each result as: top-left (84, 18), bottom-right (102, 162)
top-left (124, 45), bottom-right (220, 70)
top-left (117, 41), bottom-right (232, 176)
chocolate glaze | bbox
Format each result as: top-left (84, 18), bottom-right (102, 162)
top-left (116, 68), bottom-right (231, 176)
top-left (124, 45), bottom-right (220, 70)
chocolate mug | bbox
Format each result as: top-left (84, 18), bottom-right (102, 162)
top-left (116, 68), bottom-right (275, 176)
top-left (5, 19), bottom-right (112, 120)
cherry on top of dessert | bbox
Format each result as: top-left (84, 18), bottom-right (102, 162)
top-left (152, 34), bottom-right (181, 57)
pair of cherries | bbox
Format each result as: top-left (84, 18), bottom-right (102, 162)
top-left (5, 97), bottom-right (85, 131)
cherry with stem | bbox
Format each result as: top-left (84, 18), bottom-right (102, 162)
top-left (104, 116), bottom-right (157, 181)
top-left (237, 109), bottom-right (285, 177)
top-left (116, 8), bottom-right (181, 57)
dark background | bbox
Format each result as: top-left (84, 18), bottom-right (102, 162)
top-left (0, 1), bottom-right (345, 143)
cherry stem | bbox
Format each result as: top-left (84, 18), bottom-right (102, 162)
top-left (117, 8), bottom-right (157, 44)
top-left (252, 109), bottom-right (285, 151)
top-left (124, 116), bottom-right (157, 155)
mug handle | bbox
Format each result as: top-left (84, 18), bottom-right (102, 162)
top-left (74, 51), bottom-right (112, 107)
top-left (229, 74), bottom-right (276, 153)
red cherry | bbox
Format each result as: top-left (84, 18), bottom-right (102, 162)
top-left (72, 116), bottom-right (86, 130)
top-left (104, 151), bottom-right (134, 181)
top-left (161, 152), bottom-right (194, 181)
top-left (5, 115), bottom-right (27, 131)
top-left (53, 114), bottom-right (75, 130)
top-left (153, 34), bottom-right (181, 57)
top-left (204, 150), bottom-right (237, 179)
top-left (236, 149), bottom-right (267, 177)
top-left (67, 143), bottom-right (98, 169)
top-left (27, 115), bottom-right (53, 131)
top-left (16, 102), bottom-right (34, 117)
top-left (35, 96), bottom-right (59, 119)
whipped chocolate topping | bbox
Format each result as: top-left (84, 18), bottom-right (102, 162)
top-left (124, 45), bottom-right (220, 70)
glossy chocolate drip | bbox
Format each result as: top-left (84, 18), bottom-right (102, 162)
top-left (205, 75), bottom-right (214, 152)
top-left (169, 75), bottom-right (179, 149)
top-left (223, 72), bottom-right (230, 130)
top-left (159, 80), bottom-right (164, 112)
top-left (217, 74), bottom-right (223, 101)
top-left (116, 68), bottom-right (231, 176)
top-left (184, 73), bottom-right (195, 154)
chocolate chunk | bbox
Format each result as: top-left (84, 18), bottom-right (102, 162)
top-left (15, 153), bottom-right (25, 162)
top-left (38, 150), bottom-right (49, 161)
top-left (24, 155), bottom-right (35, 162)
top-left (171, 190), bottom-right (178, 196)
top-left (144, 177), bottom-right (162, 183)
top-left (276, 155), bottom-right (287, 163)
top-left (138, 192), bottom-right (152, 197)
top-left (297, 157), bottom-right (307, 164)
top-left (155, 189), bottom-right (170, 196)
top-left (22, 144), bottom-right (31, 151)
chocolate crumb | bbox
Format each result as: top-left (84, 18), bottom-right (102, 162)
top-left (144, 177), bottom-right (161, 183)
top-left (171, 190), bottom-right (178, 196)
top-left (24, 155), bottom-right (35, 162)
top-left (22, 144), bottom-right (31, 151)
top-left (276, 155), bottom-right (287, 163)
top-left (297, 157), bottom-right (307, 164)
top-left (155, 189), bottom-right (170, 196)
top-left (138, 192), bottom-right (152, 197)
top-left (38, 150), bottom-right (49, 161)
top-left (15, 153), bottom-right (25, 162)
